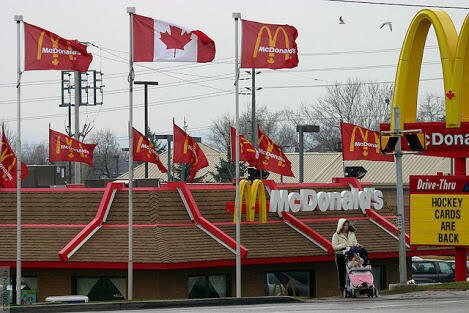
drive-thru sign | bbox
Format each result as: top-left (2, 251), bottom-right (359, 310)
top-left (410, 175), bottom-right (469, 246)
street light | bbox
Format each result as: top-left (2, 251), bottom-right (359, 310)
top-left (153, 134), bottom-right (201, 182)
top-left (296, 125), bottom-right (320, 183)
top-left (134, 81), bottom-right (158, 179)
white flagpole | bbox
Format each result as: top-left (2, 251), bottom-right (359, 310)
top-left (127, 6), bottom-right (135, 301)
top-left (14, 14), bottom-right (23, 306)
top-left (232, 12), bottom-right (241, 299)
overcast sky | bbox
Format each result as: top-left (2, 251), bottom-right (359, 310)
top-left (2, 0), bottom-right (468, 148)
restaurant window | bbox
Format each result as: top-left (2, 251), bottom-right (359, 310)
top-left (73, 277), bottom-right (126, 301)
top-left (7, 276), bottom-right (37, 304)
top-left (371, 265), bottom-right (386, 290)
top-left (188, 274), bottom-right (230, 298)
top-left (264, 271), bottom-right (311, 297)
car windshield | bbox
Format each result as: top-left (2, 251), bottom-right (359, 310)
top-left (412, 262), bottom-right (436, 274)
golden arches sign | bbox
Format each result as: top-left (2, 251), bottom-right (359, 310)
top-left (392, 9), bottom-right (469, 129)
top-left (233, 179), bottom-right (267, 224)
top-left (252, 26), bottom-right (291, 64)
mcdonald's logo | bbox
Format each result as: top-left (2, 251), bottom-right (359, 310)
top-left (253, 26), bottom-right (294, 64)
top-left (391, 9), bottom-right (469, 129)
top-left (341, 122), bottom-right (393, 161)
top-left (232, 179), bottom-right (267, 224)
top-left (271, 280), bottom-right (296, 297)
top-left (349, 126), bottom-right (380, 157)
top-left (36, 31), bottom-right (75, 66)
top-left (241, 20), bottom-right (298, 69)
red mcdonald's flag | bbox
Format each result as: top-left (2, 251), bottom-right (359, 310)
top-left (257, 126), bottom-right (294, 177)
top-left (230, 127), bottom-right (258, 167)
top-left (341, 122), bottom-right (394, 162)
top-left (133, 128), bottom-right (167, 173)
top-left (241, 19), bottom-right (298, 69)
top-left (1, 128), bottom-right (28, 188)
top-left (49, 129), bottom-right (96, 166)
top-left (24, 22), bottom-right (92, 72)
top-left (173, 124), bottom-right (209, 183)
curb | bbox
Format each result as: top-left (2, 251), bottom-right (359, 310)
top-left (10, 296), bottom-right (303, 313)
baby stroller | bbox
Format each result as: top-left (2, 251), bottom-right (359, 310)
top-left (343, 247), bottom-right (378, 298)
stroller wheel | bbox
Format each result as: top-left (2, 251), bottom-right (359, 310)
top-left (367, 290), bottom-right (373, 298)
top-left (353, 289), bottom-right (360, 298)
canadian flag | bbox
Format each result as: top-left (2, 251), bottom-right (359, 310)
top-left (133, 14), bottom-right (215, 63)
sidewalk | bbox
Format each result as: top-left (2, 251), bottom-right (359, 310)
top-left (381, 289), bottom-right (469, 300)
top-left (9, 296), bottom-right (302, 313)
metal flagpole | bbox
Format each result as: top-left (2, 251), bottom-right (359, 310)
top-left (232, 12), bottom-right (241, 299)
top-left (14, 14), bottom-right (23, 306)
top-left (127, 6), bottom-right (135, 301)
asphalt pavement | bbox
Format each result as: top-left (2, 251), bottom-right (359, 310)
top-left (71, 290), bottom-right (469, 313)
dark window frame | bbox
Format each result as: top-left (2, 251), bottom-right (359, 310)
top-left (264, 270), bottom-right (313, 298)
top-left (72, 276), bottom-right (126, 301)
top-left (187, 273), bottom-right (231, 298)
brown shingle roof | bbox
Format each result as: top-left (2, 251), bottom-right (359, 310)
top-left (0, 183), bottom-right (449, 266)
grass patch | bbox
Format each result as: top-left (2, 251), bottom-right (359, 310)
top-left (380, 281), bottom-right (469, 295)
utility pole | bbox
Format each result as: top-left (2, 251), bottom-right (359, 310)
top-left (61, 70), bottom-right (103, 184)
top-left (393, 107), bottom-right (407, 285)
top-left (74, 71), bottom-right (81, 184)
top-left (296, 125), bottom-right (320, 183)
top-left (251, 69), bottom-right (256, 145)
top-left (134, 81), bottom-right (158, 179)
top-left (68, 106), bottom-right (72, 183)
top-left (154, 134), bottom-right (175, 182)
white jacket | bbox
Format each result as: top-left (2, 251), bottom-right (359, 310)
top-left (332, 218), bottom-right (359, 252)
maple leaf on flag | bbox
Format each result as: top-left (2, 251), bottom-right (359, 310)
top-left (160, 26), bottom-right (193, 58)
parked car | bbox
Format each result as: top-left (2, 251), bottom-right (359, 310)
top-left (445, 260), bottom-right (469, 281)
top-left (411, 259), bottom-right (455, 284)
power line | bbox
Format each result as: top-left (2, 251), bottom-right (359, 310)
top-left (0, 45), bottom-right (440, 88)
top-left (260, 76), bottom-right (442, 89)
top-left (322, 0), bottom-right (469, 9)
top-left (2, 90), bottom-right (233, 123)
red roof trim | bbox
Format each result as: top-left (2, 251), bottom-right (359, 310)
top-left (0, 249), bottom-right (456, 270)
top-left (58, 182), bottom-right (123, 262)
top-left (169, 181), bottom-right (249, 258)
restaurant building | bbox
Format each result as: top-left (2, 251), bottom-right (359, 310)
top-left (0, 177), bottom-right (453, 303)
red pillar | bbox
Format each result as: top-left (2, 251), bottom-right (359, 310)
top-left (454, 158), bottom-right (467, 282)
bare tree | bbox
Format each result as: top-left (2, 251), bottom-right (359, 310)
top-left (85, 129), bottom-right (121, 179)
top-left (1, 120), bottom-right (17, 150)
top-left (208, 105), bottom-right (298, 153)
top-left (301, 79), bottom-right (394, 151)
top-left (417, 93), bottom-right (445, 122)
top-left (22, 143), bottom-right (48, 165)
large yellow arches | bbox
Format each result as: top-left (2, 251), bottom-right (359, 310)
top-left (391, 9), bottom-right (469, 129)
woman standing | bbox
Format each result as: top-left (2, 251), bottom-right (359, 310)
top-left (332, 218), bottom-right (361, 294)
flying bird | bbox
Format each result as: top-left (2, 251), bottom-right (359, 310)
top-left (339, 16), bottom-right (345, 24)
top-left (380, 21), bottom-right (392, 31)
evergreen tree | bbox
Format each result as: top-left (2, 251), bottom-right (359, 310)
top-left (171, 162), bottom-right (208, 183)
top-left (209, 158), bottom-right (248, 183)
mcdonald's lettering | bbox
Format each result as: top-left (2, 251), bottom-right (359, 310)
top-left (230, 181), bottom-right (384, 224)
top-left (0, 148), bottom-right (15, 181)
top-left (253, 26), bottom-right (292, 64)
top-left (349, 126), bottom-right (380, 156)
top-left (258, 134), bottom-right (285, 166)
top-left (269, 188), bottom-right (384, 216)
top-left (391, 9), bottom-right (469, 129)
top-left (35, 32), bottom-right (80, 66)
